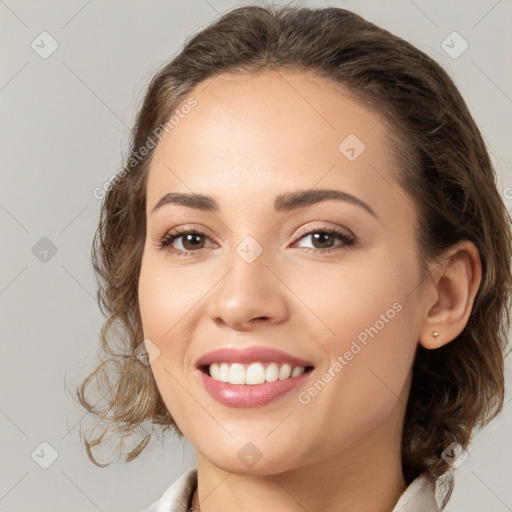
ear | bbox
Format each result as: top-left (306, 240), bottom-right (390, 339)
top-left (419, 240), bottom-right (482, 350)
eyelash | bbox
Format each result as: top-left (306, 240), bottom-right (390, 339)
top-left (157, 225), bottom-right (356, 258)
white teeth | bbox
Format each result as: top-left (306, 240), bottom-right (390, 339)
top-left (278, 363), bottom-right (292, 380)
top-left (228, 363), bottom-right (246, 384)
top-left (291, 366), bottom-right (305, 377)
top-left (209, 362), bottom-right (220, 381)
top-left (219, 362), bottom-right (230, 382)
top-left (209, 362), bottom-right (230, 382)
top-left (208, 362), bottom-right (307, 385)
top-left (246, 363), bottom-right (266, 385)
top-left (266, 363), bottom-right (279, 382)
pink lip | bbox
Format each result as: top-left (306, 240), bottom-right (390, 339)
top-left (195, 346), bottom-right (313, 367)
top-left (197, 370), bottom-right (312, 408)
top-left (194, 346), bottom-right (314, 408)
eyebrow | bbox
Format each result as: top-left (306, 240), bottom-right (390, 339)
top-left (150, 189), bottom-right (377, 219)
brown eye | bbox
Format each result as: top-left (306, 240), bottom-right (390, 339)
top-left (159, 229), bottom-right (213, 256)
top-left (179, 233), bottom-right (206, 251)
top-left (309, 232), bottom-right (336, 249)
top-left (294, 227), bottom-right (356, 253)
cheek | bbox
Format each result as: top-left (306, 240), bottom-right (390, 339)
top-left (303, 245), bottom-right (420, 385)
top-left (137, 253), bottom-right (219, 391)
top-left (292, 244), bottom-right (417, 342)
top-left (138, 259), bottom-right (195, 421)
top-left (138, 254), bottom-right (206, 339)
top-left (137, 257), bottom-right (191, 388)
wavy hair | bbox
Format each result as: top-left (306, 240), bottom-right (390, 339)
top-left (75, 4), bottom-right (512, 507)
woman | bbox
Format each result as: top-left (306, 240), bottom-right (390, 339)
top-left (76, 5), bottom-right (512, 511)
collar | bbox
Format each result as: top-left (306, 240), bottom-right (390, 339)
top-left (141, 467), bottom-right (440, 512)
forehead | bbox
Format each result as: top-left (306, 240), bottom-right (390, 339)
top-left (146, 69), bottom-right (402, 218)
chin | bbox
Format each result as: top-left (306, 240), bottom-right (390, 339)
top-left (207, 453), bottom-right (295, 476)
top-left (198, 440), bottom-right (295, 476)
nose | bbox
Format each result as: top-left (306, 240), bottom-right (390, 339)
top-left (206, 247), bottom-right (289, 331)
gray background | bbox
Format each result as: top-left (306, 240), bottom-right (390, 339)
top-left (1, 0), bottom-right (511, 510)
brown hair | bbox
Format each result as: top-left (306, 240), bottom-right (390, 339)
top-left (75, 4), bottom-right (512, 506)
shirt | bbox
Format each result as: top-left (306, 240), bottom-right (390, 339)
top-left (141, 467), bottom-right (441, 512)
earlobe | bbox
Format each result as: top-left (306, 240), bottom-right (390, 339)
top-left (418, 240), bottom-right (482, 350)
top-left (420, 329), bottom-right (444, 350)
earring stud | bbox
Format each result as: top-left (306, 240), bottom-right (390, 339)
top-left (432, 331), bottom-right (439, 338)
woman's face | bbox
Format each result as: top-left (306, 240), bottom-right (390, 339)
top-left (138, 69), bottom-right (427, 475)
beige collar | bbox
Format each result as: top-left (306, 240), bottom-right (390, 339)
top-left (141, 467), bottom-right (441, 512)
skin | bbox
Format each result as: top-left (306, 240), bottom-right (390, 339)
top-left (137, 69), bottom-right (481, 512)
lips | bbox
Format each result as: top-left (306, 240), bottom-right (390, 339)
top-left (195, 346), bottom-right (314, 368)
top-left (194, 346), bottom-right (315, 407)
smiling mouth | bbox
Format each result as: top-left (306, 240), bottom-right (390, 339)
top-left (199, 362), bottom-right (315, 385)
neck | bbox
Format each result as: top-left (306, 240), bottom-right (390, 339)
top-left (191, 428), bottom-right (407, 512)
